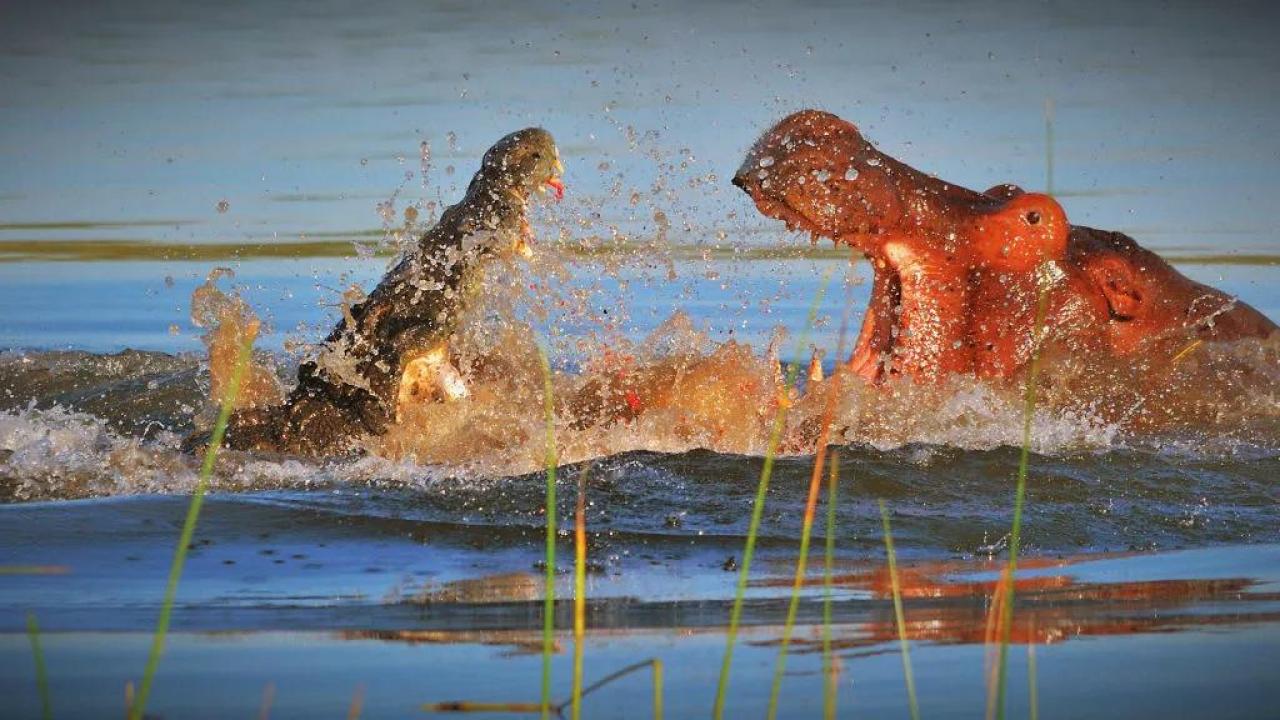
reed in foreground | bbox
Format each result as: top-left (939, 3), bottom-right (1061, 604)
top-left (986, 262), bottom-right (1053, 720)
top-left (987, 102), bottom-right (1056, 720)
top-left (571, 466), bottom-right (591, 720)
top-left (712, 269), bottom-right (833, 720)
top-left (822, 452), bottom-right (840, 720)
top-left (128, 327), bottom-right (256, 720)
top-left (536, 344), bottom-right (559, 720)
top-left (347, 683), bottom-right (366, 720)
top-left (26, 612), bottom-right (52, 720)
top-left (880, 499), bottom-right (920, 720)
top-left (767, 289), bottom-right (853, 720)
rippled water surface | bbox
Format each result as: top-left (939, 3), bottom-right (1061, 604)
top-left (2, 0), bottom-right (1279, 718)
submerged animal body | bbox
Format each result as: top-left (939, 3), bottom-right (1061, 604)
top-left (220, 128), bottom-right (564, 455)
top-left (733, 110), bottom-right (1276, 381)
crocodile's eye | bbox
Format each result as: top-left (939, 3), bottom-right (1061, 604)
top-left (1024, 210), bottom-right (1041, 225)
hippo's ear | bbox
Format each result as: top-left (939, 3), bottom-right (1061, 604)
top-left (983, 183), bottom-right (1024, 201)
top-left (1086, 256), bottom-right (1145, 321)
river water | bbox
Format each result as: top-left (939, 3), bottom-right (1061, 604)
top-left (2, 1), bottom-right (1279, 718)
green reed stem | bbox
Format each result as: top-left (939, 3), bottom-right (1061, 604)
top-left (992, 271), bottom-right (1052, 720)
top-left (767, 276), bottom-right (853, 720)
top-left (571, 468), bottom-right (588, 720)
top-left (651, 659), bottom-right (664, 720)
top-left (347, 684), bottom-right (366, 720)
top-left (822, 453), bottom-right (840, 720)
top-left (764, 447), bottom-right (824, 720)
top-left (712, 269), bottom-right (832, 720)
top-left (128, 332), bottom-right (254, 720)
top-left (880, 500), bottom-right (920, 720)
top-left (26, 612), bottom-right (51, 720)
top-left (536, 345), bottom-right (559, 720)
top-left (257, 681), bottom-right (275, 720)
top-left (762, 368), bottom-right (844, 712)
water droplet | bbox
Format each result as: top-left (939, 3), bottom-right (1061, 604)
top-left (757, 155), bottom-right (775, 168)
top-left (866, 157), bottom-right (882, 167)
top-left (844, 167), bottom-right (860, 181)
top-left (813, 169), bottom-right (831, 182)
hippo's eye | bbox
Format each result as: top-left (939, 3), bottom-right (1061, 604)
top-left (1024, 210), bottom-right (1041, 225)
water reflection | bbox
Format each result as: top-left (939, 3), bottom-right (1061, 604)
top-left (336, 553), bottom-right (1280, 657)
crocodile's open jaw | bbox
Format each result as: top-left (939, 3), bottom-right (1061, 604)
top-left (514, 151), bottom-right (565, 259)
top-left (543, 156), bottom-right (565, 200)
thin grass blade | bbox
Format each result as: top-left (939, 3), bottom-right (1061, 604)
top-left (26, 612), bottom-right (52, 720)
top-left (822, 453), bottom-right (840, 720)
top-left (128, 327), bottom-right (256, 720)
top-left (711, 269), bottom-right (833, 720)
top-left (257, 681), bottom-right (275, 720)
top-left (536, 344), bottom-right (559, 720)
top-left (651, 659), bottom-right (664, 720)
top-left (766, 271), bottom-right (853, 720)
top-left (880, 500), bottom-right (920, 720)
top-left (990, 266), bottom-right (1053, 720)
top-left (571, 468), bottom-right (589, 720)
top-left (348, 683), bottom-right (366, 720)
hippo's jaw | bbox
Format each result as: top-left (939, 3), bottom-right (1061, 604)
top-left (731, 112), bottom-right (915, 250)
top-left (736, 110), bottom-right (1276, 385)
top-left (734, 110), bottom-right (1098, 381)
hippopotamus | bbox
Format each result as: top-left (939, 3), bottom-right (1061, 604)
top-left (218, 128), bottom-right (564, 455)
top-left (732, 110), bottom-right (1276, 382)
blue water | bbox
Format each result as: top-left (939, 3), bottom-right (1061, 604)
top-left (2, 1), bottom-right (1279, 718)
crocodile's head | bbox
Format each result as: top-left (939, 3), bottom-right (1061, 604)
top-left (464, 127), bottom-right (564, 259)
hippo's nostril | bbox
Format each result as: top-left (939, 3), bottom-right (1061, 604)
top-left (1025, 210), bottom-right (1041, 225)
top-left (731, 174), bottom-right (747, 190)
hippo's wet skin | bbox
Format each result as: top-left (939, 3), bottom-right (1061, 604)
top-left (220, 128), bottom-right (564, 455)
top-left (733, 110), bottom-right (1276, 381)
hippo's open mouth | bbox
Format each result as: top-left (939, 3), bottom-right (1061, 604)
top-left (735, 110), bottom-right (1278, 382)
top-left (732, 183), bottom-right (911, 378)
top-left (731, 161), bottom-right (910, 379)
top-left (731, 110), bottom-right (1073, 380)
top-left (731, 180), bottom-right (860, 244)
